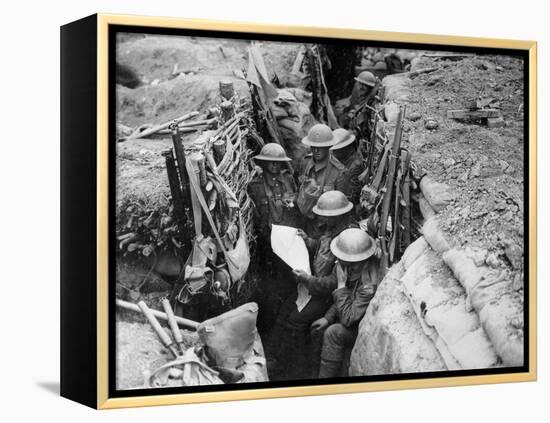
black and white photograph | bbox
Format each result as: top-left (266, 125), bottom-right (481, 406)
top-left (113, 29), bottom-right (527, 392)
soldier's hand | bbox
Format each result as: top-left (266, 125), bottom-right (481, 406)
top-left (254, 165), bottom-right (263, 176)
top-left (311, 317), bottom-right (329, 333)
top-left (292, 269), bottom-right (309, 282)
top-left (336, 263), bottom-right (348, 289)
top-left (375, 239), bottom-right (382, 259)
top-left (296, 229), bottom-right (308, 239)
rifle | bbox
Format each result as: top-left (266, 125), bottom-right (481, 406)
top-left (378, 104), bottom-right (406, 276)
top-left (400, 150), bottom-right (412, 254)
top-left (364, 108), bottom-right (380, 182)
top-left (388, 149), bottom-right (408, 262)
top-left (162, 149), bottom-right (186, 231)
top-left (170, 123), bottom-right (194, 242)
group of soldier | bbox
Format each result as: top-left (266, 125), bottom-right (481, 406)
top-left (247, 71), bottom-right (382, 381)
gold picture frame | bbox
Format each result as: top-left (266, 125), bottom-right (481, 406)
top-left (61, 13), bottom-right (537, 409)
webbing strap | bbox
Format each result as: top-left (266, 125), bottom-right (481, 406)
top-left (186, 157), bottom-right (237, 268)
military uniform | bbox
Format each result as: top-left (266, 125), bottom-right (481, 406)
top-left (307, 259), bottom-right (379, 378)
top-left (297, 154), bottom-right (350, 237)
top-left (248, 169), bottom-right (301, 335)
top-left (266, 213), bottom-right (357, 381)
top-left (248, 169), bottom-right (301, 238)
top-left (337, 149), bottom-right (366, 207)
top-left (304, 215), bottom-right (359, 278)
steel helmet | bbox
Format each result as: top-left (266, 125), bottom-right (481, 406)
top-left (330, 128), bottom-right (356, 151)
top-left (301, 123), bottom-right (337, 147)
top-left (253, 143), bottom-right (292, 162)
top-left (312, 190), bottom-right (354, 217)
top-left (354, 70), bottom-right (377, 87)
top-left (330, 228), bottom-right (376, 262)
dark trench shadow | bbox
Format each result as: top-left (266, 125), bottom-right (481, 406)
top-left (36, 381), bottom-right (60, 396)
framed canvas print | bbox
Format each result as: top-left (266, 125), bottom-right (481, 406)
top-left (60, 13), bottom-right (537, 409)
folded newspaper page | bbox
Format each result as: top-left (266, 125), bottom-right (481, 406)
top-left (270, 225), bottom-right (312, 311)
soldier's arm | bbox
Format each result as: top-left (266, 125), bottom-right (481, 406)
top-left (332, 282), bottom-right (377, 328)
top-left (349, 162), bottom-right (366, 204)
top-left (335, 171), bottom-right (352, 198)
top-left (324, 303), bottom-right (339, 325)
top-left (304, 269), bottom-right (337, 296)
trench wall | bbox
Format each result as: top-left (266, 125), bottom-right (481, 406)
top-left (349, 72), bottom-right (524, 376)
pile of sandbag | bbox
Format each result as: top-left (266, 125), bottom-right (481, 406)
top-left (349, 261), bottom-right (447, 376)
top-left (399, 237), bottom-right (500, 370)
top-left (350, 66), bottom-right (524, 375)
top-left (357, 48), bottom-right (423, 78)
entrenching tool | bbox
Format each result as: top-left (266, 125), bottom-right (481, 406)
top-left (116, 298), bottom-right (199, 330)
top-left (161, 297), bottom-right (186, 355)
top-left (137, 300), bottom-right (181, 358)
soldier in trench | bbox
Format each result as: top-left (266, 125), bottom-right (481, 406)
top-left (266, 190), bottom-right (358, 380)
top-left (296, 123), bottom-right (351, 238)
top-left (298, 228), bottom-right (380, 378)
top-left (335, 70), bottom-right (381, 137)
top-left (248, 143), bottom-right (302, 335)
top-left (330, 128), bottom-right (366, 209)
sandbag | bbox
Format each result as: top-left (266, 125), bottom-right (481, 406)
top-left (198, 302), bottom-right (259, 369)
top-left (442, 248), bottom-right (524, 367)
top-left (382, 73), bottom-right (411, 102)
top-left (401, 236), bottom-right (429, 270)
top-left (350, 261), bottom-right (448, 376)
top-left (419, 176), bottom-right (455, 213)
top-left (479, 295), bottom-right (524, 367)
top-left (400, 250), bottom-right (500, 370)
top-left (421, 217), bottom-right (451, 253)
top-left (418, 194), bottom-right (437, 220)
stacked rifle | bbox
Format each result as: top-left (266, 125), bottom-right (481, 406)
top-left (304, 45), bottom-right (338, 128)
top-left (361, 104), bottom-right (413, 276)
top-left (162, 83), bottom-right (257, 252)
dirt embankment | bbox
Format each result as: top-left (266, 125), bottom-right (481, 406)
top-left (406, 54), bottom-right (525, 284)
top-left (116, 34), bottom-right (300, 127)
top-left (351, 53), bottom-right (525, 375)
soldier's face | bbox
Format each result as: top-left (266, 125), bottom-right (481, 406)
top-left (323, 215), bottom-right (339, 229)
top-left (265, 161), bottom-right (281, 174)
top-left (311, 147), bottom-right (329, 162)
top-left (340, 259), bottom-right (365, 271)
top-left (357, 82), bottom-right (372, 97)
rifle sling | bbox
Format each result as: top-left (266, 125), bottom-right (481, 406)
top-left (186, 157), bottom-right (238, 268)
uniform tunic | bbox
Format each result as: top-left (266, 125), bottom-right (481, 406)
top-left (298, 153), bottom-right (349, 196)
top-left (248, 169), bottom-right (300, 238)
top-left (308, 259), bottom-right (380, 378)
top-left (248, 169), bottom-right (301, 334)
top-left (303, 215), bottom-right (359, 278)
top-left (297, 154), bottom-right (350, 237)
top-left (337, 149), bottom-right (366, 207)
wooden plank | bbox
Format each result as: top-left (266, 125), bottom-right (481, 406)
top-left (487, 117), bottom-right (505, 128)
top-left (447, 109), bottom-right (501, 119)
top-left (120, 111), bottom-right (199, 141)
